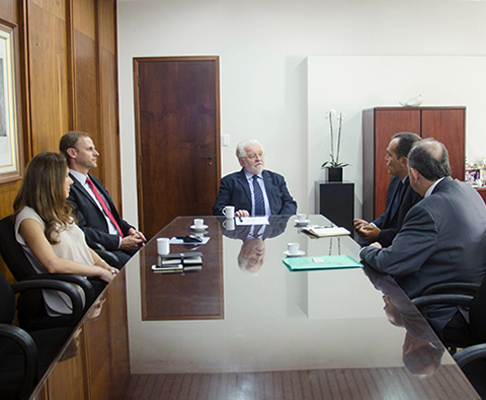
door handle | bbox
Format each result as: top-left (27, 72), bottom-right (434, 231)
top-left (201, 156), bottom-right (213, 160)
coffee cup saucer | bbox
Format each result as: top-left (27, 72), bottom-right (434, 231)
top-left (294, 219), bottom-right (310, 225)
top-left (190, 224), bottom-right (208, 231)
top-left (283, 250), bottom-right (305, 257)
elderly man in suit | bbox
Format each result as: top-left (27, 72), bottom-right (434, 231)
top-left (212, 140), bottom-right (297, 217)
top-left (60, 131), bottom-right (146, 266)
top-left (354, 132), bottom-right (422, 247)
top-left (360, 138), bottom-right (486, 339)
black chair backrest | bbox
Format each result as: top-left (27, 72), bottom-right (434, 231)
top-left (0, 273), bottom-right (16, 324)
top-left (0, 215), bottom-right (38, 281)
top-left (470, 277), bottom-right (486, 343)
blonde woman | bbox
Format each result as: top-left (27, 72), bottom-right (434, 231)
top-left (14, 152), bottom-right (116, 316)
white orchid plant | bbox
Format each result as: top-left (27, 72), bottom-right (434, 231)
top-left (321, 109), bottom-right (349, 169)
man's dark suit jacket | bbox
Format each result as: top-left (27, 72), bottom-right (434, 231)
top-left (68, 173), bottom-right (134, 263)
top-left (361, 176), bottom-right (486, 335)
top-left (212, 169), bottom-right (297, 216)
top-left (372, 175), bottom-right (422, 247)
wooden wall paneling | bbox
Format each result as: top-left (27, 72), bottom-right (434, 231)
top-left (27, 1), bottom-right (70, 153)
top-left (84, 310), bottom-right (113, 399)
top-left (0, 0), bottom-right (15, 20)
top-left (96, 0), bottom-right (121, 208)
top-left (99, 49), bottom-right (121, 207)
top-left (45, 328), bottom-right (88, 400)
top-left (106, 269), bottom-right (130, 399)
top-left (73, 29), bottom-right (99, 140)
top-left (421, 108), bottom-right (466, 181)
top-left (30, 0), bottom-right (66, 20)
top-left (73, 0), bottom-right (95, 40)
top-left (98, 0), bottom-right (116, 53)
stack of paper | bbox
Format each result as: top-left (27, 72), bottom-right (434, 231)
top-left (152, 252), bottom-right (203, 273)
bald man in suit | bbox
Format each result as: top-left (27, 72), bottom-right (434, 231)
top-left (361, 139), bottom-right (486, 340)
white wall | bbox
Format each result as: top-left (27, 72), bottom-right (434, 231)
top-left (118, 0), bottom-right (486, 226)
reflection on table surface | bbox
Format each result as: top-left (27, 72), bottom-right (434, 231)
top-left (30, 215), bottom-right (480, 400)
top-left (124, 215), bottom-right (477, 398)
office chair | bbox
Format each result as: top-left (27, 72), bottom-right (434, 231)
top-left (413, 278), bottom-right (486, 398)
top-left (0, 272), bottom-right (81, 400)
top-left (0, 215), bottom-right (97, 331)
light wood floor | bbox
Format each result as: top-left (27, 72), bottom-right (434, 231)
top-left (122, 365), bottom-right (475, 400)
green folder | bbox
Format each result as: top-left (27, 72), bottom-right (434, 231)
top-left (283, 255), bottom-right (363, 272)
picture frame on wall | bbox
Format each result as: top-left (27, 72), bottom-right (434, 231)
top-left (0, 21), bottom-right (20, 183)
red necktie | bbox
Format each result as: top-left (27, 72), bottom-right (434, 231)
top-left (86, 177), bottom-right (124, 237)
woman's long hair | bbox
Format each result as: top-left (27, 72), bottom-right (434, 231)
top-left (13, 152), bottom-right (72, 244)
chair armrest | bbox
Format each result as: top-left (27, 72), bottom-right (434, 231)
top-left (0, 323), bottom-right (38, 397)
top-left (453, 343), bottom-right (486, 367)
top-left (412, 294), bottom-right (473, 315)
top-left (86, 239), bottom-right (122, 268)
top-left (93, 248), bottom-right (121, 269)
top-left (11, 279), bottom-right (83, 324)
top-left (419, 282), bottom-right (480, 297)
top-left (21, 274), bottom-right (95, 308)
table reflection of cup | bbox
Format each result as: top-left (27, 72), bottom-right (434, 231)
top-left (296, 213), bottom-right (307, 222)
top-left (287, 242), bottom-right (300, 255)
top-left (223, 219), bottom-right (235, 231)
top-left (222, 206), bottom-right (235, 219)
top-left (194, 218), bottom-right (204, 229)
top-left (157, 237), bottom-right (170, 255)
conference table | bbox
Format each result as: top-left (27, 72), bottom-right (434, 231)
top-left (29, 215), bottom-right (480, 399)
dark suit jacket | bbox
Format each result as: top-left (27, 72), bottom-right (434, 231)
top-left (68, 173), bottom-right (134, 252)
top-left (212, 169), bottom-right (297, 216)
top-left (373, 175), bottom-right (422, 247)
top-left (361, 177), bottom-right (486, 334)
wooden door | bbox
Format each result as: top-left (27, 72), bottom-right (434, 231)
top-left (134, 57), bottom-right (221, 239)
top-left (421, 108), bottom-right (465, 181)
top-left (372, 109), bottom-right (421, 219)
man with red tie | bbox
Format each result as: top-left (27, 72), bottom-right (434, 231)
top-left (60, 131), bottom-right (146, 266)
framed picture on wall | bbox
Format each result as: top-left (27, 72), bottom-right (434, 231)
top-left (0, 21), bottom-right (20, 183)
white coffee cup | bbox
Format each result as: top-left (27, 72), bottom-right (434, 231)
top-left (297, 213), bottom-right (307, 222)
top-left (194, 218), bottom-right (204, 229)
top-left (157, 237), bottom-right (170, 256)
top-left (287, 242), bottom-right (300, 255)
top-left (223, 205), bottom-right (235, 219)
top-left (223, 219), bottom-right (235, 231)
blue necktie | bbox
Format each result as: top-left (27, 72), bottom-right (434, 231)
top-left (253, 175), bottom-right (265, 216)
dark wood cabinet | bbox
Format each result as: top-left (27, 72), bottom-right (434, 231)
top-left (363, 107), bottom-right (466, 221)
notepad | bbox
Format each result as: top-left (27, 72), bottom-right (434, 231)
top-left (235, 216), bottom-right (269, 226)
top-left (301, 226), bottom-right (350, 237)
top-left (283, 255), bottom-right (363, 272)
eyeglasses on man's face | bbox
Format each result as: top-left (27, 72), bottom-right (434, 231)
top-left (245, 152), bottom-right (264, 160)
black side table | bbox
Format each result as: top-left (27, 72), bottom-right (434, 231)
top-left (315, 181), bottom-right (355, 232)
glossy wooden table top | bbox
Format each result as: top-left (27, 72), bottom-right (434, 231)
top-left (123, 215), bottom-right (478, 399)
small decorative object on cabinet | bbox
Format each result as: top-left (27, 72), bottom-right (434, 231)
top-left (362, 106), bottom-right (465, 222)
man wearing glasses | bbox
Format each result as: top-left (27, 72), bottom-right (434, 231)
top-left (212, 139), bottom-right (297, 217)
